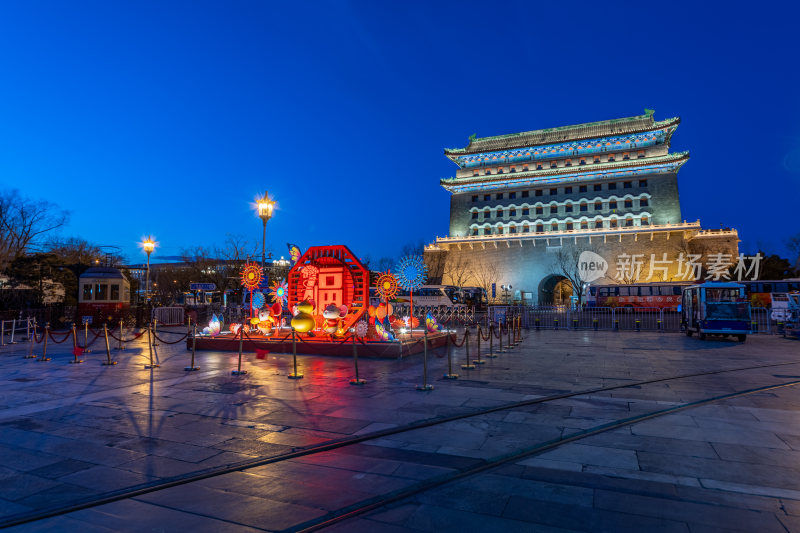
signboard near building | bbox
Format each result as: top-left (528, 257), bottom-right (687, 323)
top-left (189, 282), bottom-right (216, 291)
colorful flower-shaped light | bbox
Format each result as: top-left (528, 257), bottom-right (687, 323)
top-left (395, 255), bottom-right (428, 291)
top-left (251, 291), bottom-right (266, 310)
top-left (240, 262), bottom-right (263, 291)
top-left (269, 279), bottom-right (289, 306)
top-left (375, 271), bottom-right (399, 300)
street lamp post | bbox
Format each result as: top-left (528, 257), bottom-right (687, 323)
top-left (501, 284), bottom-right (513, 304)
top-left (142, 237), bottom-right (155, 303)
top-left (256, 192), bottom-right (276, 271)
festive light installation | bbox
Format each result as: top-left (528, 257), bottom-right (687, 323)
top-left (269, 279), bottom-right (289, 306)
top-left (355, 321), bottom-right (369, 338)
top-left (287, 245), bottom-right (368, 335)
top-left (426, 312), bottom-right (442, 332)
top-left (240, 261), bottom-right (264, 319)
top-left (291, 300), bottom-right (316, 333)
top-left (375, 272), bottom-right (399, 300)
top-left (204, 314), bottom-right (222, 336)
top-left (395, 255), bottom-right (428, 336)
top-left (251, 291), bottom-right (266, 310)
top-left (374, 316), bottom-right (395, 341)
top-left (287, 243), bottom-right (302, 265)
top-left (240, 262), bottom-right (263, 290)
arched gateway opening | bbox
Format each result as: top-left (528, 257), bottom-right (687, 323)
top-left (538, 275), bottom-right (574, 305)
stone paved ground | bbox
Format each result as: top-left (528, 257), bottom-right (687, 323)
top-left (1, 327), bottom-right (800, 531)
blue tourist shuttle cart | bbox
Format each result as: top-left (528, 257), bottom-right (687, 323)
top-left (681, 282), bottom-right (751, 341)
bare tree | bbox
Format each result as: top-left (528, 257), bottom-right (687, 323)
top-left (45, 237), bottom-right (104, 266)
top-left (180, 234), bottom-right (259, 296)
top-left (376, 257), bottom-right (394, 272)
top-left (550, 246), bottom-right (586, 304)
top-left (471, 260), bottom-right (503, 303)
top-left (0, 190), bottom-right (68, 269)
top-left (442, 253), bottom-right (472, 289)
top-left (788, 233), bottom-right (800, 271)
top-left (400, 240), bottom-right (425, 257)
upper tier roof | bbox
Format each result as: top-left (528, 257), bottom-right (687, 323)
top-left (444, 110), bottom-right (680, 157)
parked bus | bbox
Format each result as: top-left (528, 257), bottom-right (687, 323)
top-left (452, 286), bottom-right (488, 309)
top-left (681, 282), bottom-right (751, 341)
top-left (736, 280), bottom-right (800, 308)
top-left (369, 285), bottom-right (479, 310)
top-left (587, 282), bottom-right (692, 310)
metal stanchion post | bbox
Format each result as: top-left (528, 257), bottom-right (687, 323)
top-left (83, 321), bottom-right (92, 353)
top-left (554, 317), bottom-right (559, 330)
top-left (506, 318), bottom-right (513, 350)
top-left (483, 324), bottom-right (497, 358)
top-left (460, 330), bottom-right (475, 370)
top-left (38, 323), bottom-right (51, 362)
top-left (474, 325), bottom-right (485, 364)
top-left (232, 325), bottom-right (247, 375)
top-left (443, 330), bottom-right (458, 379)
top-left (635, 319), bottom-right (641, 332)
top-left (289, 328), bottom-right (303, 379)
top-left (350, 331), bottom-right (366, 385)
top-left (102, 324), bottom-right (117, 365)
top-left (117, 319), bottom-right (124, 351)
top-left (496, 321), bottom-right (506, 353)
top-left (26, 317), bottom-right (30, 342)
top-left (511, 316), bottom-right (518, 345)
top-left (145, 321), bottom-right (159, 369)
top-left (416, 328), bottom-right (433, 391)
top-left (152, 318), bottom-right (159, 346)
top-left (25, 319), bottom-right (36, 359)
top-left (10, 319), bottom-right (16, 344)
top-left (185, 322), bottom-right (199, 371)
top-left (70, 324), bottom-right (84, 364)
top-left (1, 319), bottom-right (5, 346)
top-left (535, 317), bottom-right (540, 331)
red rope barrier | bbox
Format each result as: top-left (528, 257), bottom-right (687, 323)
top-left (76, 329), bottom-right (104, 349)
top-left (47, 330), bottom-right (72, 343)
top-left (449, 332), bottom-right (466, 347)
top-left (152, 329), bottom-right (190, 344)
top-left (107, 328), bottom-right (147, 342)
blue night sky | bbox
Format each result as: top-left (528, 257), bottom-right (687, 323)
top-left (0, 1), bottom-right (798, 265)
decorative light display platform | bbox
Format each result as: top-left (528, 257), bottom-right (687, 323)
top-left (188, 329), bottom-right (449, 359)
top-left (189, 244), bottom-right (448, 358)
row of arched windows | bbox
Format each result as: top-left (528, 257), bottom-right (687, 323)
top-left (469, 214), bottom-right (651, 236)
top-left (470, 195), bottom-right (650, 220)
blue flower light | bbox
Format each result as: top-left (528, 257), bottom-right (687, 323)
top-left (252, 291), bottom-right (266, 309)
top-left (395, 255), bottom-right (428, 291)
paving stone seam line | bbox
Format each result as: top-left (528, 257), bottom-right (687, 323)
top-left (292, 379), bottom-right (800, 533)
top-left (3, 357), bottom-right (800, 530)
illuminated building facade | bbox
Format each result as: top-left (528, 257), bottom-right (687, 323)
top-left (427, 111), bottom-right (743, 304)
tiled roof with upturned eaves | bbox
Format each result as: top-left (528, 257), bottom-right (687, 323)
top-left (439, 151), bottom-right (689, 192)
top-left (444, 110), bottom-right (679, 157)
